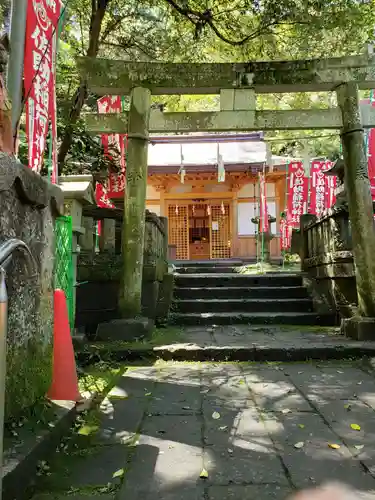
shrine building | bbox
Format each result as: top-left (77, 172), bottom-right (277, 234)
top-left (137, 133), bottom-right (291, 261)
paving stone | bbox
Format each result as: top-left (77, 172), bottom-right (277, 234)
top-left (208, 484), bottom-right (292, 500)
top-left (262, 411), bottom-right (375, 490)
top-left (148, 381), bottom-right (202, 415)
top-left (157, 365), bottom-right (202, 386)
top-left (93, 394), bottom-right (148, 444)
top-left (141, 415), bottom-right (202, 447)
top-left (204, 446), bottom-right (288, 485)
top-left (32, 495), bottom-right (115, 500)
top-left (112, 371), bottom-right (156, 398)
top-left (289, 366), bottom-right (375, 406)
top-left (39, 444), bottom-right (130, 491)
top-left (119, 436), bottom-right (204, 499)
top-left (247, 379), bottom-right (311, 412)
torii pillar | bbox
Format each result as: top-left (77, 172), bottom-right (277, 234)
top-left (337, 82), bottom-right (375, 339)
top-left (97, 87), bottom-right (152, 341)
top-left (119, 87), bottom-right (151, 318)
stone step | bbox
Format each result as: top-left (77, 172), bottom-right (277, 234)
top-left (174, 286), bottom-right (309, 300)
top-left (170, 312), bottom-right (335, 326)
top-left (174, 298), bottom-right (314, 314)
top-left (175, 266), bottom-right (240, 274)
top-left (172, 260), bottom-right (244, 267)
top-left (175, 273), bottom-right (303, 288)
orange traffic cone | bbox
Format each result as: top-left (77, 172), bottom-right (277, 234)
top-left (47, 289), bottom-right (82, 402)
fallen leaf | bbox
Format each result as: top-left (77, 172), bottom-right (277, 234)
top-left (337, 370), bottom-right (344, 374)
top-left (298, 371), bottom-right (304, 375)
top-left (294, 441), bottom-right (304, 449)
top-left (239, 380), bottom-right (245, 385)
top-left (354, 445), bottom-right (364, 450)
top-left (227, 448), bottom-right (234, 453)
top-left (351, 424), bottom-right (361, 431)
top-left (357, 381), bottom-right (362, 385)
top-left (78, 425), bottom-right (99, 436)
top-left (344, 404), bottom-right (352, 410)
top-left (282, 408), bottom-right (292, 414)
top-left (219, 426), bottom-right (228, 431)
top-left (112, 468), bottom-right (124, 479)
top-left (328, 443), bottom-right (341, 449)
top-left (145, 393), bottom-right (152, 397)
top-left (200, 469), bottom-right (209, 479)
top-left (298, 424), bottom-right (305, 429)
top-left (212, 412), bottom-right (221, 420)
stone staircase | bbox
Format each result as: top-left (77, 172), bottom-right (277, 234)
top-left (171, 262), bottom-right (336, 326)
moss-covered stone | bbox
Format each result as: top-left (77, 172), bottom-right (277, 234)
top-left (0, 157), bottom-right (63, 421)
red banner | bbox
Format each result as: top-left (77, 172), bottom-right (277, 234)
top-left (365, 98), bottom-right (375, 200)
top-left (24, 0), bottom-right (61, 174)
top-left (323, 160), bottom-right (336, 209)
top-left (287, 161), bottom-right (308, 229)
top-left (97, 96), bottom-right (126, 199)
top-left (309, 160), bottom-right (336, 217)
top-left (280, 218), bottom-right (292, 250)
top-left (95, 183), bottom-right (115, 208)
top-left (310, 161), bottom-right (327, 217)
top-left (259, 173), bottom-right (269, 232)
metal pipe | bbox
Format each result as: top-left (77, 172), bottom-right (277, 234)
top-left (6, 0), bottom-right (28, 138)
top-left (0, 239), bottom-right (36, 276)
top-left (0, 267), bottom-right (8, 500)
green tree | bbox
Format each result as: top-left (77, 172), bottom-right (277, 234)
top-left (53, 0), bottom-right (375, 172)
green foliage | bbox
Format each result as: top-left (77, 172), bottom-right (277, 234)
top-left (54, 0), bottom-right (375, 171)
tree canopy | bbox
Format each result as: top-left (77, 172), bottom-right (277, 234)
top-left (13, 0), bottom-right (375, 172)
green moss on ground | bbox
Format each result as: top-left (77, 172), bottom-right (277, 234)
top-left (235, 262), bottom-right (301, 274)
top-left (85, 326), bottom-right (185, 353)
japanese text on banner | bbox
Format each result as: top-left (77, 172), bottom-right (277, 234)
top-left (309, 160), bottom-right (336, 217)
top-left (259, 173), bottom-right (269, 232)
top-left (97, 96), bottom-right (127, 199)
top-left (280, 218), bottom-right (292, 250)
top-left (310, 161), bottom-right (326, 218)
top-left (286, 162), bottom-right (308, 229)
top-left (24, 0), bottom-right (61, 174)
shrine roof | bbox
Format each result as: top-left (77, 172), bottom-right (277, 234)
top-left (148, 133), bottom-right (267, 168)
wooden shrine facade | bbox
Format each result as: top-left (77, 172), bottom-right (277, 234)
top-left (143, 134), bottom-right (287, 261)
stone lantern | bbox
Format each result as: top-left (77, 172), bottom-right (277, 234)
top-left (251, 214), bottom-right (276, 263)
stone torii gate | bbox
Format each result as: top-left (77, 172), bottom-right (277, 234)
top-left (80, 53), bottom-right (375, 337)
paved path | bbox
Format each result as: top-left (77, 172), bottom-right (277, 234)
top-left (32, 359), bottom-right (375, 500)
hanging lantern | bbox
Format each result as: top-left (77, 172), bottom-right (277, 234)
top-left (175, 204), bottom-right (179, 215)
top-left (221, 201), bottom-right (225, 214)
top-left (207, 205), bottom-right (211, 216)
top-left (192, 205), bottom-right (195, 215)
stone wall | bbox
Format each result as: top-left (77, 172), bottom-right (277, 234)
top-left (0, 155), bottom-right (63, 421)
top-left (76, 207), bottom-right (173, 337)
top-left (293, 208), bottom-right (357, 320)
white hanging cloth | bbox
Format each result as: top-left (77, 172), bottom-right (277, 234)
top-left (178, 143), bottom-right (186, 184)
top-left (217, 143), bottom-right (225, 183)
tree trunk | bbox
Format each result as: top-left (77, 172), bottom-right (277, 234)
top-left (57, 0), bottom-right (109, 172)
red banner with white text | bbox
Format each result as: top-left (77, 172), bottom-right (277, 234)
top-left (309, 160), bottom-right (336, 217)
top-left (97, 96), bottom-right (126, 199)
top-left (364, 98), bottom-right (375, 200)
top-left (287, 161), bottom-right (308, 229)
top-left (24, 0), bottom-right (61, 175)
top-left (259, 173), bottom-right (269, 232)
top-left (280, 217), bottom-right (292, 250)
top-left (310, 161), bottom-right (326, 218)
